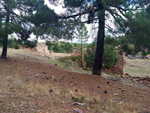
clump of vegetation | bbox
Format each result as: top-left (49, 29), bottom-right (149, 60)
top-left (103, 45), bottom-right (119, 69)
top-left (58, 56), bottom-right (80, 62)
top-left (84, 42), bottom-right (96, 68)
top-left (84, 41), bottom-right (119, 69)
top-left (0, 38), bottom-right (37, 49)
top-left (23, 40), bottom-right (37, 48)
top-left (71, 96), bottom-right (85, 103)
top-left (46, 41), bottom-right (74, 53)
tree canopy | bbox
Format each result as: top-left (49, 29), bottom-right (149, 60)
top-left (48, 0), bottom-right (150, 75)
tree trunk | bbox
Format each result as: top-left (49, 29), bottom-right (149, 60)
top-left (1, 12), bottom-right (9, 59)
top-left (92, 6), bottom-right (105, 75)
top-left (1, 34), bottom-right (8, 59)
top-left (80, 38), bottom-right (83, 68)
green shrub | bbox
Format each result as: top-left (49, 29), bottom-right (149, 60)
top-left (8, 38), bottom-right (19, 49)
top-left (23, 40), bottom-right (37, 48)
top-left (71, 96), bottom-right (85, 102)
top-left (84, 43), bottom-right (119, 69)
top-left (103, 45), bottom-right (119, 69)
top-left (46, 41), bottom-right (74, 53)
top-left (84, 43), bottom-right (96, 68)
top-left (141, 50), bottom-right (149, 57)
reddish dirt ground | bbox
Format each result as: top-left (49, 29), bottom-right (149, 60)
top-left (0, 55), bottom-right (150, 113)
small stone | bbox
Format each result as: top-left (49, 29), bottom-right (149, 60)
top-left (104, 90), bottom-right (107, 94)
top-left (35, 74), bottom-right (39, 77)
top-left (49, 89), bottom-right (53, 93)
top-left (54, 78), bottom-right (57, 81)
top-left (107, 82), bottom-right (110, 84)
top-left (75, 89), bottom-right (78, 92)
top-left (118, 101), bottom-right (124, 105)
top-left (74, 83), bottom-right (77, 85)
top-left (113, 93), bottom-right (119, 96)
top-left (72, 77), bottom-right (74, 79)
top-left (42, 72), bottom-right (47, 74)
top-left (55, 64), bottom-right (57, 66)
top-left (52, 76), bottom-right (55, 79)
top-left (97, 86), bottom-right (100, 88)
top-left (70, 81), bottom-right (72, 83)
top-left (44, 76), bottom-right (51, 80)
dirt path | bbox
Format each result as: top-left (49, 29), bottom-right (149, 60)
top-left (0, 49), bottom-right (150, 113)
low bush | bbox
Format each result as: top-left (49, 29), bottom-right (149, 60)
top-left (23, 40), bottom-right (37, 48)
top-left (103, 45), bottom-right (119, 69)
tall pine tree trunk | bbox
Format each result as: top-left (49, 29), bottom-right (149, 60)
top-left (1, 12), bottom-right (9, 59)
top-left (1, 34), bottom-right (8, 59)
top-left (80, 38), bottom-right (83, 68)
top-left (92, 5), bottom-right (105, 75)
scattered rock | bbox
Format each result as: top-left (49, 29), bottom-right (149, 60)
top-left (35, 74), bottom-right (39, 77)
top-left (42, 72), bottom-right (47, 74)
top-left (74, 83), bottom-right (77, 85)
top-left (52, 76), bottom-right (55, 79)
top-left (55, 64), bottom-right (57, 66)
top-left (73, 108), bottom-right (83, 113)
top-left (75, 89), bottom-right (78, 92)
top-left (97, 86), bottom-right (100, 88)
top-left (118, 101), bottom-right (124, 105)
top-left (113, 93), bottom-right (119, 96)
top-left (54, 78), bottom-right (57, 81)
top-left (73, 102), bottom-right (86, 106)
top-left (107, 81), bottom-right (110, 84)
top-left (44, 76), bottom-right (51, 80)
top-left (49, 89), bottom-right (53, 93)
top-left (104, 90), bottom-right (107, 94)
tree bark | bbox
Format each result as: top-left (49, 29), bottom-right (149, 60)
top-left (1, 11), bottom-right (9, 59)
top-left (92, 6), bottom-right (105, 75)
top-left (80, 38), bottom-right (83, 68)
top-left (1, 34), bottom-right (8, 59)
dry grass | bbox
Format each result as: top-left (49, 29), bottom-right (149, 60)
top-left (0, 48), bottom-right (150, 112)
top-left (124, 58), bottom-right (150, 77)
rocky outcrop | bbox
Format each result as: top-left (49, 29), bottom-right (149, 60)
top-left (35, 43), bottom-right (52, 57)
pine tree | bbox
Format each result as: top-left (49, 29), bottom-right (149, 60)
top-left (0, 0), bottom-right (46, 58)
top-left (49, 0), bottom-right (150, 75)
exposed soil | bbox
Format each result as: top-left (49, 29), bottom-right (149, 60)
top-left (0, 48), bottom-right (150, 113)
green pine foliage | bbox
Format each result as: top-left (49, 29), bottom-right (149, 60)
top-left (84, 43), bottom-right (96, 68)
top-left (0, 38), bottom-right (37, 49)
top-left (84, 42), bottom-right (119, 69)
top-left (103, 45), bottom-right (119, 69)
